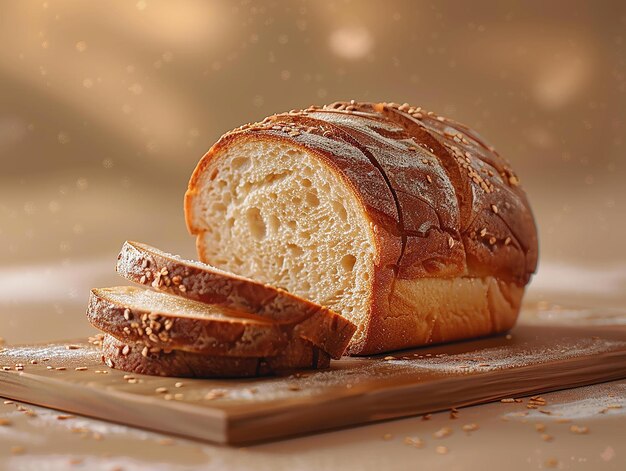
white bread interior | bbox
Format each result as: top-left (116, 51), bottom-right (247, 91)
top-left (187, 139), bottom-right (377, 347)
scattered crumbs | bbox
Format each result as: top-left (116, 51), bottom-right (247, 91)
top-left (404, 436), bottom-right (423, 448)
top-left (174, 382), bottom-right (184, 388)
top-left (500, 398), bottom-right (515, 403)
top-left (541, 434), bottom-right (554, 442)
top-left (435, 445), bottom-right (448, 455)
top-left (462, 423), bottom-right (478, 432)
top-left (57, 415), bottom-right (75, 420)
top-left (449, 408), bottom-right (459, 419)
top-left (534, 423), bottom-right (546, 432)
top-left (157, 438), bottom-right (175, 446)
top-left (55, 367), bottom-right (67, 371)
top-left (382, 433), bottom-right (393, 441)
top-left (92, 432), bottom-right (103, 441)
top-left (0, 419), bottom-right (11, 426)
top-left (66, 345), bottom-right (81, 350)
top-left (421, 414), bottom-right (432, 421)
top-left (570, 425), bottom-right (589, 434)
top-left (155, 387), bottom-right (168, 394)
top-left (75, 367), bottom-right (88, 371)
top-left (545, 458), bottom-right (559, 468)
top-left (433, 427), bottom-right (452, 439)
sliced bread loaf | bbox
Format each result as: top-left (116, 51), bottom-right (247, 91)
top-left (101, 333), bottom-right (329, 378)
top-left (115, 241), bottom-right (356, 358)
top-left (185, 101), bottom-right (538, 354)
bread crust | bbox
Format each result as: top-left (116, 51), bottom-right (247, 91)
top-left (115, 242), bottom-right (356, 358)
top-left (185, 101), bottom-right (539, 355)
top-left (87, 286), bottom-right (291, 357)
top-left (100, 334), bottom-right (330, 378)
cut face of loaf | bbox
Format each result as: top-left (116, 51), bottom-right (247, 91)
top-left (186, 101), bottom-right (538, 354)
top-left (187, 140), bottom-right (378, 350)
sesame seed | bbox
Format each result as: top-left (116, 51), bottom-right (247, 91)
top-left (489, 236), bottom-right (497, 245)
top-left (426, 175), bottom-right (432, 183)
top-left (155, 387), bottom-right (168, 394)
top-left (544, 458), bottom-right (559, 468)
top-left (57, 415), bottom-right (75, 420)
top-left (122, 345), bottom-right (130, 356)
top-left (66, 345), bottom-right (81, 350)
top-left (448, 236), bottom-right (455, 249)
top-left (569, 425), bottom-right (589, 434)
top-left (174, 382), bottom-right (184, 388)
top-left (435, 445), bottom-right (448, 455)
top-left (288, 384), bottom-right (301, 391)
top-left (504, 237), bottom-right (511, 246)
top-left (55, 367), bottom-right (67, 371)
top-left (500, 398), bottom-right (515, 403)
top-left (3, 400), bottom-right (14, 405)
top-left (74, 367), bottom-right (88, 371)
top-left (462, 423), bottom-right (478, 432)
top-left (491, 204), bottom-right (499, 214)
top-left (178, 284), bottom-right (187, 292)
top-left (205, 389), bottom-right (228, 400)
top-left (433, 427), bottom-right (452, 439)
top-left (140, 275), bottom-right (146, 284)
top-left (141, 346), bottom-right (149, 357)
top-left (383, 356), bottom-right (395, 361)
top-left (404, 436), bottom-right (424, 448)
top-left (141, 259), bottom-right (149, 268)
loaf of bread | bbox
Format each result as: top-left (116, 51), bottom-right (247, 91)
top-left (101, 333), bottom-right (329, 378)
top-left (185, 101), bottom-right (538, 355)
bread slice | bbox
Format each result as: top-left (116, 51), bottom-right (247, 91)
top-left (101, 333), bottom-right (329, 378)
top-left (115, 241), bottom-right (356, 358)
top-left (87, 286), bottom-right (291, 357)
top-left (184, 101), bottom-right (538, 354)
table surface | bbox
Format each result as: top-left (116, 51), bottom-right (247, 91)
top-left (1, 296), bottom-right (625, 470)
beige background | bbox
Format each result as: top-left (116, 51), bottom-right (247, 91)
top-left (0, 0), bottom-right (624, 337)
top-left (0, 2), bottom-right (625, 469)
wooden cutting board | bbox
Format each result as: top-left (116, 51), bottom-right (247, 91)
top-left (1, 323), bottom-right (625, 445)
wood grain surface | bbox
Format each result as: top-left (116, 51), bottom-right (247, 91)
top-left (1, 324), bottom-right (625, 445)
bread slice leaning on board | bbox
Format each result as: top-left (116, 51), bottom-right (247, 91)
top-left (185, 101), bottom-right (539, 355)
top-left (115, 241), bottom-right (356, 359)
top-left (100, 333), bottom-right (329, 378)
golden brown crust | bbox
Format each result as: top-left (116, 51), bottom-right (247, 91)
top-left (101, 334), bottom-right (330, 378)
top-left (115, 242), bottom-right (356, 359)
top-left (87, 287), bottom-right (291, 357)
